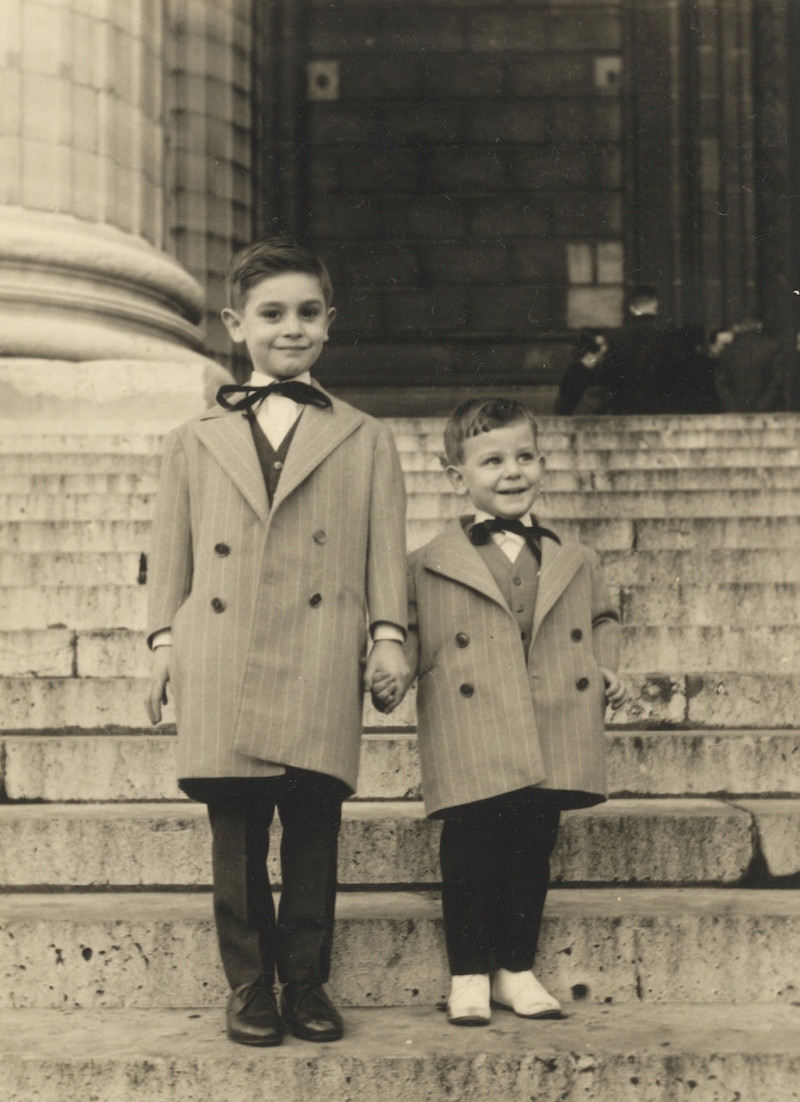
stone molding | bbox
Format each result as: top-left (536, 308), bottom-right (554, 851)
top-left (0, 208), bottom-right (207, 363)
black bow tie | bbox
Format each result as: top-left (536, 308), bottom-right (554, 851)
top-left (469, 517), bottom-right (560, 562)
top-left (216, 380), bottom-right (332, 412)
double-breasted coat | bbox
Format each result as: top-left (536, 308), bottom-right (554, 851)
top-left (146, 385), bottom-right (407, 790)
top-left (406, 521), bottom-right (621, 816)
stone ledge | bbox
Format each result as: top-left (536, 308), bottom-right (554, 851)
top-left (1, 889), bottom-right (799, 1010)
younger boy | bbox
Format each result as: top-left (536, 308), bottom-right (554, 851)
top-left (375, 398), bottom-right (624, 1025)
top-left (145, 239), bottom-right (408, 1046)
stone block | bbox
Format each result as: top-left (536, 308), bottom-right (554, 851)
top-left (0, 629), bottom-right (73, 677)
top-left (0, 799), bottom-right (757, 890)
top-left (736, 800), bottom-right (800, 878)
top-left (686, 674), bottom-right (800, 729)
top-left (0, 585), bottom-right (146, 631)
top-left (1, 889), bottom-right (798, 1010)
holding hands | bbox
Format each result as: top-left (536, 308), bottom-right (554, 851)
top-left (365, 639), bottom-right (410, 714)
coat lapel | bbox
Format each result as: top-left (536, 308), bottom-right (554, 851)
top-left (195, 407), bottom-right (269, 523)
top-left (531, 533), bottom-right (584, 640)
top-left (271, 391), bottom-right (364, 509)
top-left (421, 520), bottom-right (509, 611)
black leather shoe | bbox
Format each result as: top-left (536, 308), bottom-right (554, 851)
top-left (226, 978), bottom-right (283, 1046)
top-left (281, 981), bottom-right (344, 1042)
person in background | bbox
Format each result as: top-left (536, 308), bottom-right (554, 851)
top-left (715, 317), bottom-right (787, 412)
top-left (553, 331), bottom-right (609, 415)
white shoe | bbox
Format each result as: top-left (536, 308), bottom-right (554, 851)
top-left (491, 969), bottom-right (562, 1019)
top-left (446, 973), bottom-right (491, 1026)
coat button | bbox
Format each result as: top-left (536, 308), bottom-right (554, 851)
top-left (313, 529), bottom-right (327, 544)
top-left (273, 460), bottom-right (284, 470)
top-left (211, 597), bottom-right (226, 613)
top-left (512, 575), bottom-right (522, 586)
top-left (576, 677), bottom-right (589, 691)
top-left (214, 543), bottom-right (230, 556)
top-left (459, 683), bottom-right (474, 697)
top-left (455, 632), bottom-right (470, 648)
top-left (571, 628), bottom-right (583, 641)
top-left (309, 593), bottom-right (322, 607)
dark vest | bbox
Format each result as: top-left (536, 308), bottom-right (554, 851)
top-left (247, 410), bottom-right (300, 503)
top-left (474, 539), bottom-right (539, 662)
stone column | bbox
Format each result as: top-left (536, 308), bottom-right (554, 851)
top-left (0, 0), bottom-right (215, 427)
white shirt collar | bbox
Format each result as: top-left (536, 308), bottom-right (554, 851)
top-left (248, 369), bottom-right (312, 387)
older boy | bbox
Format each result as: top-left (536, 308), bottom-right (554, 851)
top-left (376, 398), bottom-right (623, 1026)
top-left (145, 239), bottom-right (408, 1045)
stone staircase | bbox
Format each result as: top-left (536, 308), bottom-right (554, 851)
top-left (2, 413), bottom-right (800, 1101)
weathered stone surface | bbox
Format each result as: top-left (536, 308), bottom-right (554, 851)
top-left (619, 624), bottom-right (800, 672)
top-left (1, 890), bottom-right (798, 1010)
top-left (0, 800), bottom-right (756, 888)
top-left (5, 730), bottom-right (799, 803)
top-left (2, 732), bottom-right (184, 802)
top-left (409, 489), bottom-right (800, 522)
top-left (736, 800), bottom-right (800, 879)
top-left (0, 551), bottom-right (143, 586)
top-left (0, 585), bottom-right (146, 631)
top-left (0, 629), bottom-right (74, 676)
top-left (0, 493), bottom-right (156, 522)
top-left (686, 673), bottom-right (800, 728)
top-left (4, 1002), bottom-right (800, 1102)
top-left (0, 519), bottom-right (152, 552)
top-left (621, 583), bottom-right (800, 626)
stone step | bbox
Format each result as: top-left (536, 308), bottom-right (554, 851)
top-left (3, 444), bottom-right (799, 482)
top-left (8, 545), bottom-right (800, 590)
top-left (620, 582), bottom-right (800, 626)
top-left (3, 486), bottom-right (798, 525)
top-left (404, 467), bottom-right (800, 494)
top-left (9, 620), bottom-right (793, 680)
top-left (0, 585), bottom-right (147, 629)
top-left (2, 671), bottom-right (799, 729)
top-left (3, 729), bottom-right (799, 803)
top-left (0, 551), bottom-right (144, 586)
top-left (5, 459), bottom-right (799, 495)
top-left (0, 515), bottom-right (794, 556)
top-left (5, 1002), bottom-right (800, 1102)
top-left (3, 486), bottom-right (798, 526)
top-left (0, 889), bottom-right (798, 1011)
top-left (5, 579), bottom-right (799, 632)
top-left (0, 493), bottom-right (155, 521)
top-left (0, 798), bottom-right (786, 889)
top-left (410, 490), bottom-right (800, 521)
top-left (0, 520), bottom-right (152, 552)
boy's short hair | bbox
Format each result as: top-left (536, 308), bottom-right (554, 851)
top-left (226, 238), bottom-right (334, 310)
top-left (444, 398), bottom-right (539, 465)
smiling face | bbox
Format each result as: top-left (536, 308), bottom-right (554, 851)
top-left (447, 419), bottom-right (545, 520)
top-left (221, 271), bottom-right (336, 379)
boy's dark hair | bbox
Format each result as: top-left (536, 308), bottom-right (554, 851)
top-left (444, 398), bottom-right (539, 465)
top-left (226, 238), bottom-right (334, 310)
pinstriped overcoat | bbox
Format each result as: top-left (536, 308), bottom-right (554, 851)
top-left (146, 386), bottom-right (407, 790)
top-left (406, 520), bottom-right (621, 816)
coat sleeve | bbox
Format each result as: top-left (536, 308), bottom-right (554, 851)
top-left (403, 559), bottom-right (421, 678)
top-left (365, 422), bottom-right (408, 634)
top-left (146, 429), bottom-right (193, 647)
top-left (589, 550), bottom-right (621, 672)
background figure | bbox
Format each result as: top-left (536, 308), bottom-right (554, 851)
top-left (553, 331), bottom-right (608, 415)
top-left (657, 326), bottom-right (723, 414)
top-left (715, 317), bottom-right (787, 412)
top-left (590, 286), bottom-right (671, 414)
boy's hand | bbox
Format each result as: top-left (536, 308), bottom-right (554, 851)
top-left (364, 640), bottom-right (410, 714)
top-left (600, 667), bottom-right (626, 710)
top-left (145, 647), bottom-right (172, 725)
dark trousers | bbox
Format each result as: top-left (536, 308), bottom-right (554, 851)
top-left (200, 770), bottom-right (345, 990)
top-left (439, 789), bottom-right (561, 975)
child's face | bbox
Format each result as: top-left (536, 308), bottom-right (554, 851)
top-left (221, 272), bottom-right (336, 379)
top-left (447, 420), bottom-right (545, 520)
